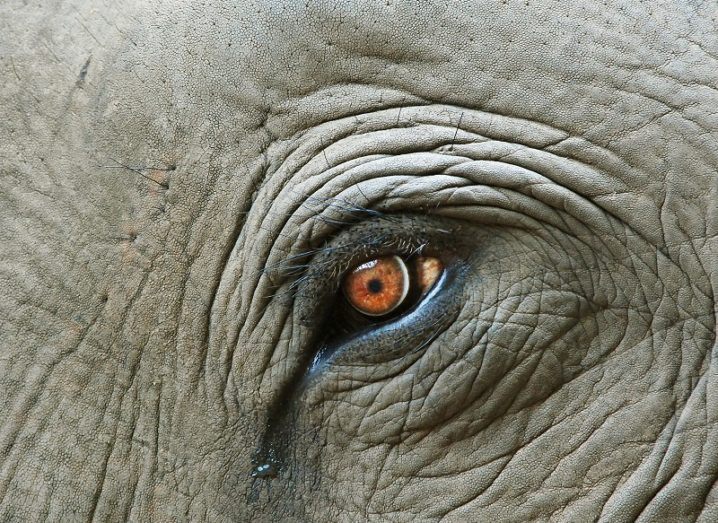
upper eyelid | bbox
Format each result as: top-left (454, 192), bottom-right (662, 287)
top-left (292, 235), bottom-right (436, 293)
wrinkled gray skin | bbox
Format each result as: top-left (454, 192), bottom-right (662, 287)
top-left (1, 0), bottom-right (717, 521)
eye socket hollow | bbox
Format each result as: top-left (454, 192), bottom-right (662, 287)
top-left (342, 255), bottom-right (409, 317)
top-left (341, 254), bottom-right (445, 318)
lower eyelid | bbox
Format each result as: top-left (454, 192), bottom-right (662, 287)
top-left (311, 264), bottom-right (464, 372)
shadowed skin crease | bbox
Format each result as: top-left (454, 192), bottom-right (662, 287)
top-left (252, 216), bottom-right (467, 491)
top-left (1, 0), bottom-right (717, 521)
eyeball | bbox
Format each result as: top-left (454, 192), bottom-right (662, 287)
top-left (415, 256), bottom-right (443, 295)
top-left (342, 254), bottom-right (445, 318)
top-left (342, 255), bottom-right (410, 316)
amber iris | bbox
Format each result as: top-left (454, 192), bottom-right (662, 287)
top-left (343, 255), bottom-right (409, 316)
top-left (342, 254), bottom-right (444, 317)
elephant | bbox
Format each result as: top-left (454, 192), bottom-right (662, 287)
top-left (1, 0), bottom-right (717, 520)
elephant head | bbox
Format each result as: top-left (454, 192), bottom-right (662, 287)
top-left (1, 0), bottom-right (717, 520)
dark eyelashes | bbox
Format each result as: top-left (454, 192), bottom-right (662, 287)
top-left (284, 236), bottom-right (432, 295)
top-left (266, 224), bottom-right (434, 290)
top-left (261, 196), bottom-right (439, 284)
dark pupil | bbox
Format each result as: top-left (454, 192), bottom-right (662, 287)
top-left (367, 279), bottom-right (383, 293)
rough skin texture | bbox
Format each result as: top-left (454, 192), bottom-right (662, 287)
top-left (1, 0), bottom-right (717, 521)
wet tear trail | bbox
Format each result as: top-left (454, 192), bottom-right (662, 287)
top-left (247, 344), bottom-right (326, 504)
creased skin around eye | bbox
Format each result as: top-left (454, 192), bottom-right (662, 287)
top-left (309, 261), bottom-right (466, 377)
top-left (285, 214), bottom-right (470, 383)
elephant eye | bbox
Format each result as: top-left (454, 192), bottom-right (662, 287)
top-left (341, 255), bottom-right (444, 318)
top-left (299, 215), bottom-right (465, 371)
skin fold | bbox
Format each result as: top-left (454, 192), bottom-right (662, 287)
top-left (1, 0), bottom-right (716, 520)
